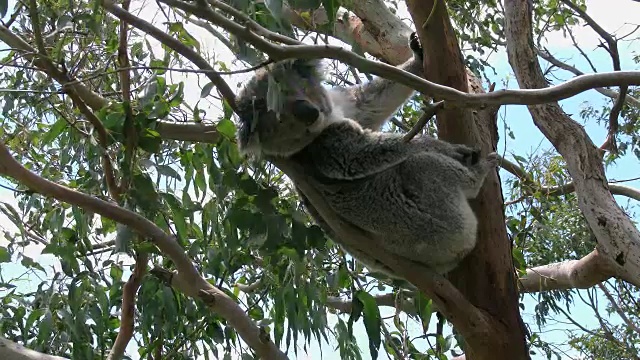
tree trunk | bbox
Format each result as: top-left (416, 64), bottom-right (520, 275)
top-left (404, 1), bottom-right (530, 358)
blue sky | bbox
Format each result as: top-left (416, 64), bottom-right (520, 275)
top-left (1, 0), bottom-right (639, 358)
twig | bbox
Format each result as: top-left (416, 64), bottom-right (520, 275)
top-left (537, 47), bottom-right (640, 109)
top-left (402, 101), bottom-right (444, 142)
top-left (26, 0), bottom-right (47, 55)
top-left (498, 155), bottom-right (640, 201)
top-left (63, 90), bottom-right (121, 201)
top-left (598, 283), bottom-right (640, 335)
top-left (101, 0), bottom-right (238, 111)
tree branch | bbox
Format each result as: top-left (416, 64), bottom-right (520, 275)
top-left (518, 249), bottom-right (621, 292)
top-left (0, 142), bottom-right (288, 360)
top-left (504, 0), bottom-right (640, 289)
top-left (0, 337), bottom-right (69, 360)
top-left (151, 0), bottom-right (640, 108)
top-left (499, 155), bottom-right (640, 201)
top-left (597, 282), bottom-right (640, 335)
top-left (536, 47), bottom-right (640, 109)
top-left (107, 253), bottom-right (149, 360)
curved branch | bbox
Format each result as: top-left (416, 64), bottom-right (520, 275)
top-left (107, 253), bottom-right (148, 360)
top-left (537, 47), bottom-right (640, 109)
top-left (154, 0), bottom-right (640, 109)
top-left (0, 142), bottom-right (288, 360)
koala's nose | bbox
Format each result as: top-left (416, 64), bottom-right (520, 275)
top-left (291, 100), bottom-right (320, 124)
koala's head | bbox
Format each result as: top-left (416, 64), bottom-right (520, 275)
top-left (235, 58), bottom-right (339, 158)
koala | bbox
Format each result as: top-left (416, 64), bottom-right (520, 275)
top-left (235, 32), bottom-right (498, 278)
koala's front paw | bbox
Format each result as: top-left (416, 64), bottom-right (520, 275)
top-left (453, 145), bottom-right (480, 167)
top-left (484, 152), bottom-right (500, 168)
top-left (409, 32), bottom-right (424, 60)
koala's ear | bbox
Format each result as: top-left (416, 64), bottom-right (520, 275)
top-left (291, 100), bottom-right (320, 124)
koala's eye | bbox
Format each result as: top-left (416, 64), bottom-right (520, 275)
top-left (291, 100), bottom-right (320, 124)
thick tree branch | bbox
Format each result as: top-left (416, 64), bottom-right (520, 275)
top-left (0, 337), bottom-right (69, 360)
top-left (0, 142), bottom-right (288, 360)
top-left (504, 0), bottom-right (640, 289)
top-left (518, 249), bottom-right (622, 292)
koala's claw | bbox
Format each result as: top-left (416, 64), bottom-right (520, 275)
top-left (409, 32), bottom-right (424, 59)
top-left (485, 152), bottom-right (500, 167)
top-left (453, 146), bottom-right (480, 167)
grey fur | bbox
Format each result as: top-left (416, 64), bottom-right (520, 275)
top-left (235, 33), bottom-right (498, 277)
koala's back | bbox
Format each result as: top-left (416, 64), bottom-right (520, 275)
top-left (292, 122), bottom-right (478, 273)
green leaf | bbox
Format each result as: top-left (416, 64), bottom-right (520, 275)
top-left (42, 118), bottom-right (68, 146)
top-left (216, 117), bottom-right (237, 139)
top-left (150, 58), bottom-right (168, 74)
top-left (103, 111), bottom-right (126, 133)
top-left (0, 0), bottom-right (8, 18)
top-left (201, 82), bottom-right (215, 98)
top-left (138, 128), bottom-right (162, 153)
top-left (356, 290), bottom-right (381, 360)
top-left (20, 255), bottom-right (46, 272)
top-left (0, 246), bottom-right (10, 263)
top-left (321, 0), bottom-right (339, 24)
top-left (347, 292), bottom-right (363, 336)
top-left (416, 293), bottom-right (433, 331)
top-left (110, 264), bottom-right (123, 281)
top-left (37, 310), bottom-right (54, 343)
top-left (162, 193), bottom-right (188, 240)
top-left (264, 0), bottom-right (284, 21)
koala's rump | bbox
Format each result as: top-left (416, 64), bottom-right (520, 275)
top-left (317, 157), bottom-right (478, 271)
